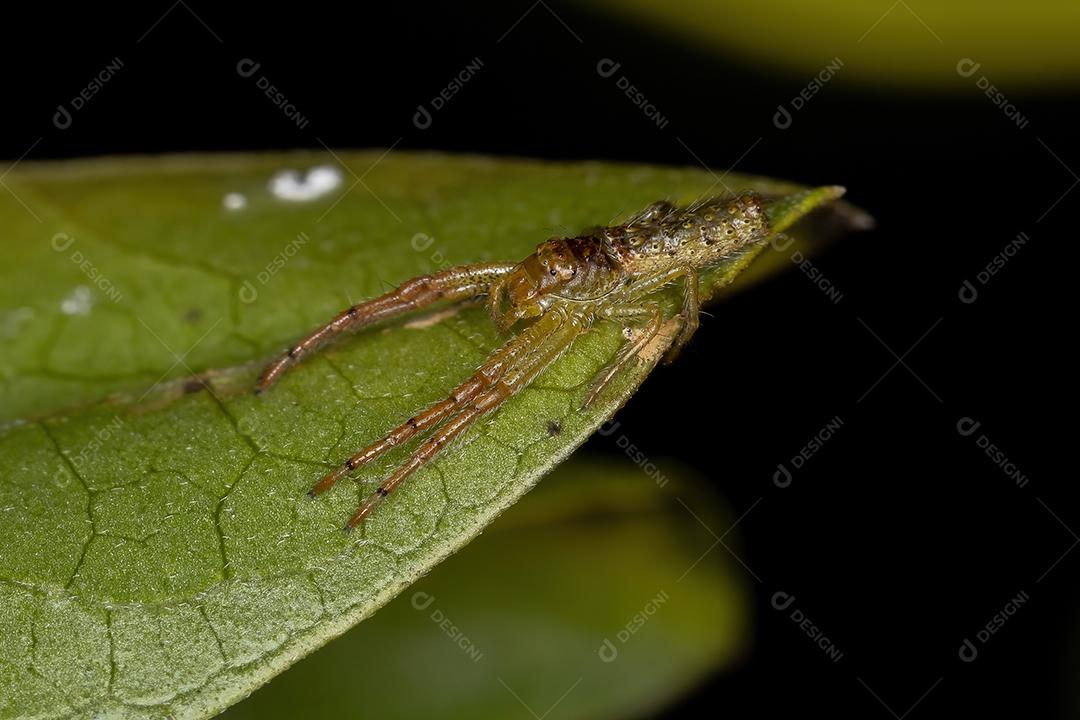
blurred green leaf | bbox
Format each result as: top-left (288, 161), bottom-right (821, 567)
top-left (221, 455), bottom-right (749, 720)
top-left (0, 152), bottom-right (855, 719)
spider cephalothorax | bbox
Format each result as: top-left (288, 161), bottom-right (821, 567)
top-left (488, 237), bottom-right (624, 329)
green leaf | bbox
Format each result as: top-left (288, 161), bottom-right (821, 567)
top-left (220, 455), bottom-right (750, 720)
top-left (0, 152), bottom-right (860, 719)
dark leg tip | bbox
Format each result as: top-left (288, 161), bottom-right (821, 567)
top-left (306, 489), bottom-right (317, 500)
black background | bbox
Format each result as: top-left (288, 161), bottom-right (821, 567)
top-left (4, 2), bottom-right (1073, 717)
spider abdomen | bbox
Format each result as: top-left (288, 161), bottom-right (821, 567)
top-left (606, 193), bottom-right (770, 274)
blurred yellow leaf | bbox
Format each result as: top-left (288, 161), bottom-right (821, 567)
top-left (587, 0), bottom-right (1080, 88)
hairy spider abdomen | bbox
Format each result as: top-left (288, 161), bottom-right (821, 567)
top-left (605, 193), bottom-right (770, 275)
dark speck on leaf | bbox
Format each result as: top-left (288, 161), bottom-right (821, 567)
top-left (183, 378), bottom-right (207, 395)
top-left (546, 420), bottom-right (561, 437)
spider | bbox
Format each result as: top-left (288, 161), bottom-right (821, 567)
top-left (257, 192), bottom-right (772, 530)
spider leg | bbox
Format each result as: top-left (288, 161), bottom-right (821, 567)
top-left (581, 304), bottom-right (664, 410)
top-left (624, 265), bottom-right (701, 364)
top-left (256, 262), bottom-right (516, 392)
top-left (309, 307), bottom-right (568, 497)
top-left (344, 309), bottom-right (588, 530)
top-left (628, 200), bottom-right (676, 224)
top-left (663, 270), bottom-right (700, 364)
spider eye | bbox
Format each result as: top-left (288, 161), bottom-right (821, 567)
top-left (550, 269), bottom-right (557, 276)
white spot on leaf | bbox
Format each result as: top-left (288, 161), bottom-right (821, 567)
top-left (223, 192), bottom-right (247, 211)
top-left (60, 286), bottom-right (94, 316)
top-left (268, 165), bottom-right (343, 202)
